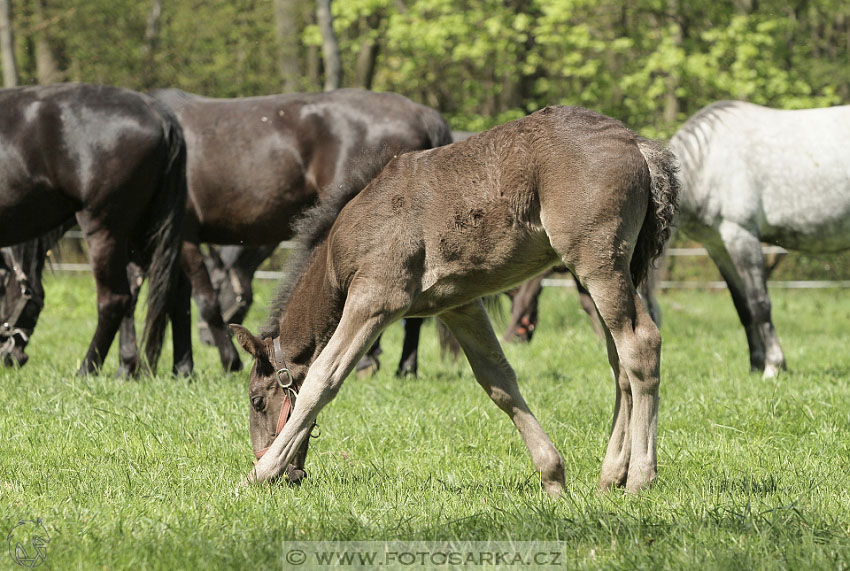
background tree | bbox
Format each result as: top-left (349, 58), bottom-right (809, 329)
top-left (139, 0), bottom-right (161, 88)
top-left (315, 0), bottom-right (339, 91)
top-left (274, 0), bottom-right (302, 92)
top-left (2, 0), bottom-right (848, 133)
top-left (0, 0), bottom-right (18, 86)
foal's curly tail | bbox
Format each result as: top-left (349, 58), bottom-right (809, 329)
top-left (631, 138), bottom-right (680, 287)
top-left (140, 105), bottom-right (188, 371)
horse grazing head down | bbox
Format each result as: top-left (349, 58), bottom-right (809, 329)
top-left (231, 324), bottom-right (312, 484)
top-left (0, 248), bottom-right (44, 368)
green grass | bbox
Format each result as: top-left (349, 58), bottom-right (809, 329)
top-left (2, 274), bottom-right (850, 569)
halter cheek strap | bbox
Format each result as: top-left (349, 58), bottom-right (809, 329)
top-left (253, 337), bottom-right (318, 460)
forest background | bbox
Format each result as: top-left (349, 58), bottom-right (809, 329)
top-left (1, 0), bottom-right (850, 279)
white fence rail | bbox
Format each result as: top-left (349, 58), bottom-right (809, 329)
top-left (52, 237), bottom-right (849, 289)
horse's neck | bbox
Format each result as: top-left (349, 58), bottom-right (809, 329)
top-left (277, 242), bottom-right (345, 367)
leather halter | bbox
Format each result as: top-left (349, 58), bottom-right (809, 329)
top-left (253, 337), bottom-right (318, 459)
top-left (0, 254), bottom-right (42, 354)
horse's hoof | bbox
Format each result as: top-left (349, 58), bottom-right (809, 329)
top-left (76, 365), bottom-right (99, 377)
top-left (224, 358), bottom-right (243, 373)
top-left (198, 321), bottom-right (215, 346)
top-left (763, 363), bottom-right (785, 378)
top-left (355, 355), bottom-right (379, 378)
top-left (2, 350), bottom-right (28, 368)
top-left (115, 367), bottom-right (136, 380)
top-left (395, 365), bottom-right (417, 378)
top-left (172, 365), bottom-right (194, 378)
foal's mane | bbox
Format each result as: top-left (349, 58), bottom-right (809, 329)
top-left (259, 171), bottom-right (375, 338)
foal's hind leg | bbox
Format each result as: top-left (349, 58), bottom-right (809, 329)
top-left (580, 269), bottom-right (660, 493)
top-left (597, 324), bottom-right (632, 490)
top-left (439, 300), bottom-right (565, 497)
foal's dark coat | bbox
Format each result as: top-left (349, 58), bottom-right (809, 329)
top-left (235, 106), bottom-right (679, 495)
top-left (133, 88), bottom-right (452, 374)
top-left (0, 83), bottom-right (186, 373)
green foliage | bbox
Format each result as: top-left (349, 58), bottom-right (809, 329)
top-left (3, 0), bottom-right (848, 134)
top-left (3, 276), bottom-right (850, 568)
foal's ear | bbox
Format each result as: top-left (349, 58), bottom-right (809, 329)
top-left (230, 324), bottom-right (269, 361)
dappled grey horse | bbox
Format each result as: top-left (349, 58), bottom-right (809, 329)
top-left (655, 101), bottom-right (850, 377)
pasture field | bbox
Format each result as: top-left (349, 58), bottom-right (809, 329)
top-left (2, 274), bottom-right (850, 569)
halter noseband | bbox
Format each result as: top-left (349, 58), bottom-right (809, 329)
top-left (253, 337), bottom-right (318, 460)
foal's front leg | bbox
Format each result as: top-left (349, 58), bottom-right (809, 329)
top-left (439, 300), bottom-right (565, 497)
top-left (248, 298), bottom-right (401, 484)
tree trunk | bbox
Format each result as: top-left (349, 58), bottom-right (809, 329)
top-left (32, 0), bottom-right (65, 84)
top-left (354, 13), bottom-right (380, 90)
top-left (275, 0), bottom-right (302, 92)
top-left (304, 3), bottom-right (320, 90)
top-left (140, 0), bottom-right (162, 88)
top-left (315, 0), bottom-right (340, 91)
top-left (0, 0), bottom-right (18, 87)
top-left (663, 0), bottom-right (682, 125)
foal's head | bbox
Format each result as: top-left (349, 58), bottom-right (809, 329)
top-left (231, 324), bottom-right (311, 483)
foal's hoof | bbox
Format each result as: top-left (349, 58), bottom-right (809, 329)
top-left (625, 465), bottom-right (657, 494)
top-left (542, 480), bottom-right (564, 498)
top-left (598, 466), bottom-right (628, 492)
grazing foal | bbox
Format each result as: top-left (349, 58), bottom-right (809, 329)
top-left (233, 106), bottom-right (678, 495)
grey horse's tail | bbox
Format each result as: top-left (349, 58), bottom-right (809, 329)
top-left (140, 103), bottom-right (189, 370)
top-left (631, 138), bottom-right (680, 288)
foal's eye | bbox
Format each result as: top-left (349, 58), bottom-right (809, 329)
top-left (251, 396), bottom-right (266, 412)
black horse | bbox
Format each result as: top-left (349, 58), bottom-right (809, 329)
top-left (0, 83), bottom-right (187, 374)
top-left (116, 88), bottom-right (452, 375)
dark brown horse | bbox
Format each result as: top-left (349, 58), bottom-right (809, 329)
top-left (201, 243), bottom-right (427, 376)
top-left (232, 106), bottom-right (679, 495)
top-left (0, 245), bottom-right (43, 367)
top-left (118, 88), bottom-right (451, 375)
top-left (0, 84), bottom-right (186, 374)
top-left (502, 268), bottom-right (604, 343)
